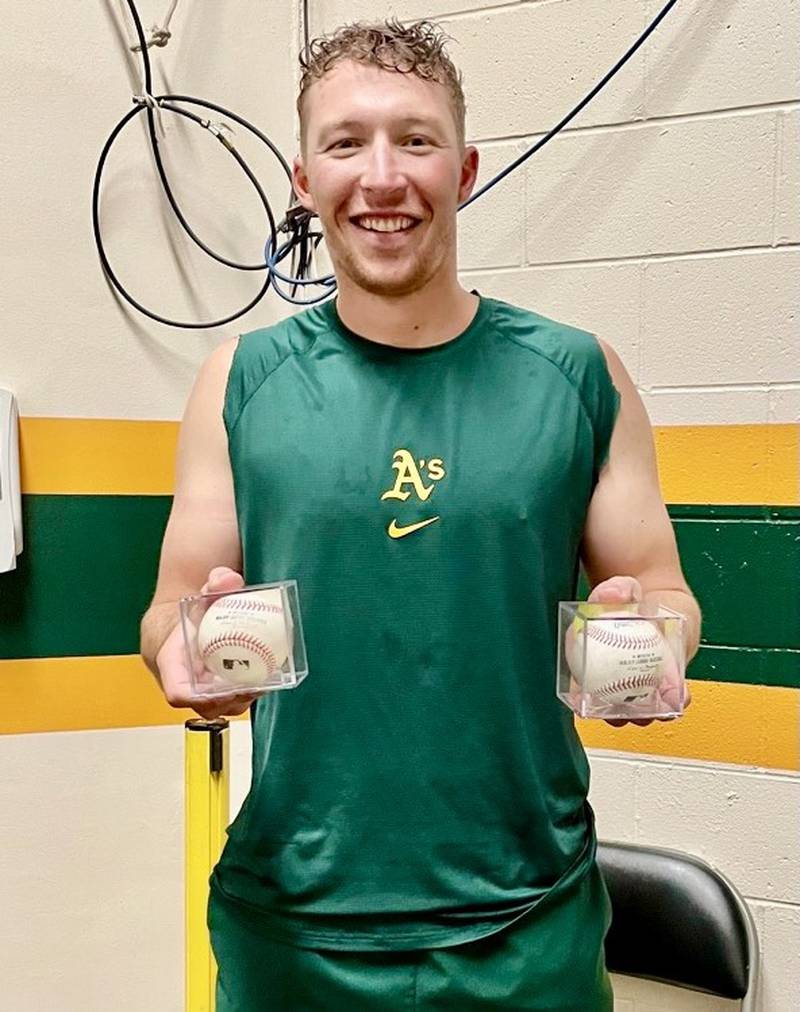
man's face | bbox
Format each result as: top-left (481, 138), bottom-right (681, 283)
top-left (293, 60), bottom-right (479, 298)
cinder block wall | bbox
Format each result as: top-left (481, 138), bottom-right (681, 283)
top-left (1, 1), bottom-right (797, 1009)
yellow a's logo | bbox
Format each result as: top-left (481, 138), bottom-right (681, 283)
top-left (380, 449), bottom-right (446, 503)
top-left (381, 449), bottom-right (446, 539)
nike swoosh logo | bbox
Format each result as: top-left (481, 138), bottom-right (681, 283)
top-left (387, 516), bottom-right (440, 539)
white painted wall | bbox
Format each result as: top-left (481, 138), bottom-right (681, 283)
top-left (1, 0), bottom-right (299, 420)
top-left (1, 1), bottom-right (798, 1010)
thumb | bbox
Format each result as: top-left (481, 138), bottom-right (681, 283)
top-left (202, 566), bottom-right (245, 596)
top-left (588, 576), bottom-right (642, 605)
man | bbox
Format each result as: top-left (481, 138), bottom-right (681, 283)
top-left (141, 19), bottom-right (700, 1010)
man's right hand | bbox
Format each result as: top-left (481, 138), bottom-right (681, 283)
top-left (156, 567), bottom-right (263, 720)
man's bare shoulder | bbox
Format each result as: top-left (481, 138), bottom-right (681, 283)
top-left (595, 337), bottom-right (628, 383)
top-left (184, 336), bottom-right (240, 411)
top-left (202, 335), bottom-right (240, 380)
top-left (594, 337), bottom-right (651, 431)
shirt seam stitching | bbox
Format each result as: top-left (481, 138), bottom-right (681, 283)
top-left (226, 322), bottom-right (321, 438)
top-left (495, 319), bottom-right (599, 442)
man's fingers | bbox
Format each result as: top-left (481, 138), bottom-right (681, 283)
top-left (588, 576), bottom-right (643, 604)
top-left (163, 685), bottom-right (261, 716)
top-left (201, 567), bottom-right (246, 596)
top-left (588, 586), bottom-right (627, 604)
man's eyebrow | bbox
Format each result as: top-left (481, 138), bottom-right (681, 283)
top-left (318, 116), bottom-right (444, 138)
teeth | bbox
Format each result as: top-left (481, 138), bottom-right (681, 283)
top-left (357, 216), bottom-right (416, 233)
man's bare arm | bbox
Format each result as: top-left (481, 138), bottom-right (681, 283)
top-left (140, 337), bottom-right (242, 680)
top-left (581, 340), bottom-right (702, 661)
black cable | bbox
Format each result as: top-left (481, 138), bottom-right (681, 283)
top-left (93, 0), bottom-right (680, 328)
top-left (92, 100), bottom-right (278, 329)
top-left (460, 0), bottom-right (680, 210)
top-left (93, 0), bottom-right (326, 328)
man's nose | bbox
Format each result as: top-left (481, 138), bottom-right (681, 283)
top-left (360, 141), bottom-right (406, 199)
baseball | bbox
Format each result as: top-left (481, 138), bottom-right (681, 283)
top-left (197, 588), bottom-right (291, 687)
top-left (565, 612), bottom-right (668, 705)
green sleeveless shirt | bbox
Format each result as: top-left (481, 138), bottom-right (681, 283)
top-left (211, 293), bottom-right (620, 952)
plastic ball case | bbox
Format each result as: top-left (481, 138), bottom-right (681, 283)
top-left (556, 601), bottom-right (686, 720)
top-left (180, 580), bottom-right (308, 697)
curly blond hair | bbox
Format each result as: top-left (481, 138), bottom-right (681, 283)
top-left (297, 19), bottom-right (466, 149)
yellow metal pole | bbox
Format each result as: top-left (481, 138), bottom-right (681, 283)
top-left (185, 718), bottom-right (230, 1012)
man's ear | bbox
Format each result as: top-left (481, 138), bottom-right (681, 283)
top-left (292, 156), bottom-right (317, 213)
top-left (457, 145), bottom-right (480, 205)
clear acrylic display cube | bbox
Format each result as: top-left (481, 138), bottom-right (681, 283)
top-left (557, 601), bottom-right (686, 720)
top-left (180, 580), bottom-right (308, 697)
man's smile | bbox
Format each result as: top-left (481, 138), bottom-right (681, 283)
top-left (353, 214), bottom-right (419, 232)
top-left (348, 212), bottom-right (423, 244)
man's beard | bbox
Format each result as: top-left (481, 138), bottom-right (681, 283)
top-left (323, 217), bottom-right (453, 298)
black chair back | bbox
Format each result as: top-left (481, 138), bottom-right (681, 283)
top-left (598, 841), bottom-right (757, 1003)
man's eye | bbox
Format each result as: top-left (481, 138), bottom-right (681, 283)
top-left (406, 136), bottom-right (430, 147)
top-left (331, 138), bottom-right (358, 150)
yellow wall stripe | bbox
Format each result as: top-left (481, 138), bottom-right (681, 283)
top-left (19, 418), bottom-right (179, 495)
top-left (18, 418), bottom-right (800, 504)
top-left (578, 680), bottom-right (799, 772)
top-left (653, 423), bottom-right (799, 506)
top-left (1, 657), bottom-right (796, 771)
top-left (0, 656), bottom-right (247, 735)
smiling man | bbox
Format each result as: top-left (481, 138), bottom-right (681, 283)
top-left (140, 18), bottom-right (700, 1011)
top-left (293, 43), bottom-right (477, 334)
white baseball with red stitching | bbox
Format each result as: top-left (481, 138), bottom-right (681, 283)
top-left (566, 613), bottom-right (667, 704)
top-left (197, 588), bottom-right (290, 687)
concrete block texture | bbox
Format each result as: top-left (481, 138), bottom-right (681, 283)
top-left (769, 386), bottom-right (800, 422)
top-left (611, 974), bottom-right (739, 1010)
top-left (443, 0), bottom-right (648, 140)
top-left (317, 1), bottom-right (648, 139)
top-left (317, 0), bottom-right (512, 32)
top-left (0, 727), bottom-right (184, 1012)
top-left (640, 250), bottom-right (800, 387)
top-left (315, 1), bottom-right (800, 132)
top-left (524, 112), bottom-right (777, 263)
top-left (639, 387), bottom-right (771, 426)
top-left (460, 262), bottom-right (641, 379)
top-left (0, 0), bottom-right (298, 420)
top-left (754, 901), bottom-right (800, 1011)
top-left (624, 759), bottom-right (800, 905)
top-left (457, 142), bottom-right (527, 269)
top-left (775, 109), bottom-right (800, 244)
top-left (229, 717), bottom-right (254, 819)
top-left (586, 749), bottom-right (640, 843)
top-left (644, 0), bottom-right (800, 118)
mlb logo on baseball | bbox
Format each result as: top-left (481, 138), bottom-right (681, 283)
top-left (556, 601), bottom-right (686, 720)
top-left (179, 580), bottom-right (309, 698)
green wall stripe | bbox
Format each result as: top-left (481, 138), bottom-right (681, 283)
top-left (673, 516), bottom-right (800, 649)
top-left (2, 497), bottom-right (799, 689)
top-left (669, 505), bottom-right (800, 521)
top-left (0, 496), bottom-right (170, 660)
top-left (690, 644), bottom-right (800, 687)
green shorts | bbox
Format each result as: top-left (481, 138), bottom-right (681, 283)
top-left (207, 861), bottom-right (613, 1011)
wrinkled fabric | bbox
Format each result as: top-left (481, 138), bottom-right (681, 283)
top-left (210, 857), bottom-right (614, 1010)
